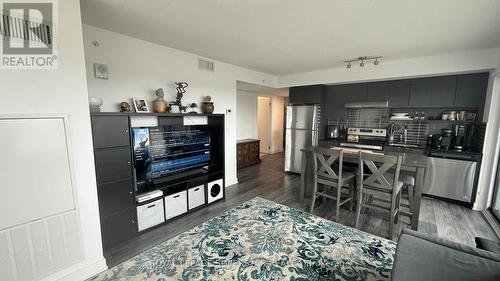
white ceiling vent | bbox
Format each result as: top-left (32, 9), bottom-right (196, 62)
top-left (198, 58), bottom-right (214, 72)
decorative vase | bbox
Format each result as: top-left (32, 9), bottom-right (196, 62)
top-left (153, 100), bottom-right (168, 113)
top-left (201, 96), bottom-right (214, 114)
top-left (201, 102), bottom-right (214, 114)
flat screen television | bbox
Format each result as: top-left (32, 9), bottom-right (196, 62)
top-left (133, 125), bottom-right (210, 190)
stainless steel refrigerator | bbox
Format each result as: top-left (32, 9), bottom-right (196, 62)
top-left (285, 105), bottom-right (320, 173)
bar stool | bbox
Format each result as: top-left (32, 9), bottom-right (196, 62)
top-left (375, 173), bottom-right (415, 226)
top-left (310, 147), bottom-right (356, 222)
top-left (355, 152), bottom-right (403, 240)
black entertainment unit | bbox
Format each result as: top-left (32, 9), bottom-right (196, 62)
top-left (90, 112), bottom-right (225, 252)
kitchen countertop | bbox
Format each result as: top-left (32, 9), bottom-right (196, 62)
top-left (302, 143), bottom-right (428, 168)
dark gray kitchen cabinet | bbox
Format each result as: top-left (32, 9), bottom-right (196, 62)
top-left (289, 85), bottom-right (323, 104)
top-left (388, 80), bottom-right (410, 107)
top-left (431, 76), bottom-right (456, 107)
top-left (409, 78), bottom-right (432, 107)
top-left (366, 82), bottom-right (389, 102)
top-left (409, 76), bottom-right (456, 107)
top-left (340, 83), bottom-right (368, 103)
top-left (324, 86), bottom-right (345, 121)
top-left (324, 84), bottom-right (366, 120)
top-left (454, 73), bottom-right (489, 108)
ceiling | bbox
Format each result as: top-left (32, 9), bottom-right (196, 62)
top-left (80, 0), bottom-right (500, 75)
top-left (237, 81), bottom-right (288, 97)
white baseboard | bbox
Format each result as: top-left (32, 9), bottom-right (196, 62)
top-left (225, 177), bottom-right (238, 187)
top-left (269, 149), bottom-right (284, 154)
top-left (40, 257), bottom-right (107, 281)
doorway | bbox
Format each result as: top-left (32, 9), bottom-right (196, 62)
top-left (257, 96), bottom-right (271, 154)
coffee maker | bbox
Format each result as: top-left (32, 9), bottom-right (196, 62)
top-left (452, 124), bottom-right (466, 151)
top-left (441, 129), bottom-right (453, 150)
top-left (326, 125), bottom-right (340, 139)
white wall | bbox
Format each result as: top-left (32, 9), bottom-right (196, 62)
top-left (236, 90), bottom-right (285, 154)
top-left (269, 95), bottom-right (285, 154)
top-left (236, 91), bottom-right (258, 140)
top-left (0, 1), bottom-right (105, 280)
top-left (82, 25), bottom-right (276, 186)
top-left (277, 48), bottom-right (500, 88)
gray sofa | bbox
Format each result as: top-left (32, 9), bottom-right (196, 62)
top-left (391, 229), bottom-right (500, 281)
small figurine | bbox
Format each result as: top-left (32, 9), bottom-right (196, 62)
top-left (175, 82), bottom-right (188, 104)
top-left (153, 88), bottom-right (168, 113)
top-left (120, 102), bottom-right (131, 112)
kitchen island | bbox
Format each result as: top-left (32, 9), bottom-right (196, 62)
top-left (299, 145), bottom-right (428, 230)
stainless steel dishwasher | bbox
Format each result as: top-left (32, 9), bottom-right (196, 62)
top-left (424, 150), bottom-right (481, 204)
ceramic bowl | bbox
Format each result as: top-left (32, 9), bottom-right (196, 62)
top-left (89, 97), bottom-right (103, 107)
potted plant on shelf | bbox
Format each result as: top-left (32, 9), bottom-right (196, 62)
top-left (188, 103), bottom-right (198, 114)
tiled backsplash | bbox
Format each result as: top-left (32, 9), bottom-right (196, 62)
top-left (327, 108), bottom-right (485, 148)
top-left (327, 108), bottom-right (389, 129)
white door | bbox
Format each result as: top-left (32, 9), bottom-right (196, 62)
top-left (258, 96), bottom-right (271, 154)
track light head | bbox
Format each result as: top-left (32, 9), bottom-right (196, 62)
top-left (345, 56), bottom-right (382, 69)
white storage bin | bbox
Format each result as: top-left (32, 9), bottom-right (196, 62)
top-left (137, 198), bottom-right (165, 231)
top-left (164, 191), bottom-right (188, 220)
top-left (188, 185), bottom-right (206, 210)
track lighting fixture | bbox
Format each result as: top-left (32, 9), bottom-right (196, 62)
top-left (344, 56), bottom-right (382, 69)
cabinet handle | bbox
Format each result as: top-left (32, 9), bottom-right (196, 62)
top-left (173, 195), bottom-right (180, 198)
top-left (129, 191), bottom-right (133, 195)
top-left (127, 161), bottom-right (131, 164)
top-left (147, 204), bottom-right (156, 208)
top-left (194, 188), bottom-right (200, 191)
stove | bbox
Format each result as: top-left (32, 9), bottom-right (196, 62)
top-left (339, 127), bottom-right (387, 151)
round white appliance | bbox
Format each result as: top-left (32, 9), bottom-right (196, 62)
top-left (207, 179), bottom-right (223, 203)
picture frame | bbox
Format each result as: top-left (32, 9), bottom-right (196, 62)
top-left (94, 63), bottom-right (109, 80)
top-left (132, 98), bottom-right (150, 113)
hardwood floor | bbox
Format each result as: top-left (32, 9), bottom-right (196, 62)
top-left (104, 153), bottom-right (498, 268)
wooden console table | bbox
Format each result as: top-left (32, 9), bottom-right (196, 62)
top-left (237, 139), bottom-right (261, 169)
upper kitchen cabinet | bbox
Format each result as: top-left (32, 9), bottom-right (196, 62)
top-left (289, 85), bottom-right (323, 105)
top-left (339, 83), bottom-right (368, 102)
top-left (362, 80), bottom-right (410, 107)
top-left (324, 86), bottom-right (346, 120)
top-left (366, 82), bottom-right (389, 102)
top-left (454, 73), bottom-right (489, 108)
top-left (324, 83), bottom-right (366, 120)
top-left (409, 76), bottom-right (456, 107)
top-left (388, 80), bottom-right (410, 107)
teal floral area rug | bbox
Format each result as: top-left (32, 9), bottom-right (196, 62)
top-left (89, 197), bottom-right (396, 281)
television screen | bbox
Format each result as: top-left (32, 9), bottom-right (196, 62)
top-left (133, 126), bottom-right (210, 189)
